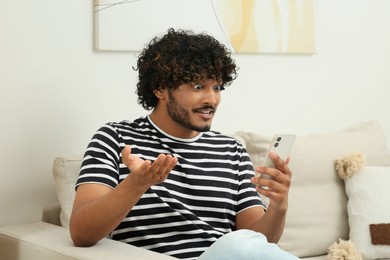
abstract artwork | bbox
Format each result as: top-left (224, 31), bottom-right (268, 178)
top-left (94, 0), bottom-right (315, 54)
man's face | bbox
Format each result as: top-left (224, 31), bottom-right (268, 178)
top-left (166, 79), bottom-right (223, 133)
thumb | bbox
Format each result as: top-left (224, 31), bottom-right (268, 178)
top-left (286, 155), bottom-right (291, 165)
top-left (121, 145), bottom-right (132, 167)
top-left (121, 145), bottom-right (149, 172)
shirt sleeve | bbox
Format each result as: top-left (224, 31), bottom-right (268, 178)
top-left (76, 123), bottom-right (125, 189)
top-left (236, 145), bottom-right (267, 213)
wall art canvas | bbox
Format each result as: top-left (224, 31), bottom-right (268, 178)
top-left (94, 0), bottom-right (315, 54)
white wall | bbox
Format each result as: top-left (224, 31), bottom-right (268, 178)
top-left (1, 0), bottom-right (389, 226)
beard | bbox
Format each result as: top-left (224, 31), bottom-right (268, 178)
top-left (167, 91), bottom-right (212, 132)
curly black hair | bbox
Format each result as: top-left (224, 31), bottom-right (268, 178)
top-left (134, 28), bottom-right (238, 110)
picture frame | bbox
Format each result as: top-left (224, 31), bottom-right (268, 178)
top-left (94, 0), bottom-right (315, 54)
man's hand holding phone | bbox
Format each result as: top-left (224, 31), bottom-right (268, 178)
top-left (252, 135), bottom-right (296, 207)
top-left (255, 134), bottom-right (296, 179)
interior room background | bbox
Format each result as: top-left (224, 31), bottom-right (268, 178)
top-left (1, 0), bottom-right (389, 227)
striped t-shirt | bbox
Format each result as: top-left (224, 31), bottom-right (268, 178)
top-left (76, 116), bottom-right (265, 259)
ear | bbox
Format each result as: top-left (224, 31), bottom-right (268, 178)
top-left (153, 88), bottom-right (167, 100)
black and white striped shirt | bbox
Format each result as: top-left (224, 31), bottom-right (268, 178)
top-left (76, 116), bottom-right (265, 259)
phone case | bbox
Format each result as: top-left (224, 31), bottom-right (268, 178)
top-left (255, 134), bottom-right (296, 178)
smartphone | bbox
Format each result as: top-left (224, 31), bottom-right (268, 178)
top-left (255, 134), bottom-right (296, 179)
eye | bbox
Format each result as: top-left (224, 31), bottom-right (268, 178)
top-left (193, 84), bottom-right (203, 90)
top-left (213, 85), bottom-right (225, 92)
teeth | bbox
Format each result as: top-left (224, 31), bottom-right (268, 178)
top-left (195, 108), bottom-right (214, 115)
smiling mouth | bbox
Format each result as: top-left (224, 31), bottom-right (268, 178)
top-left (194, 107), bottom-right (216, 119)
top-left (194, 106), bottom-right (215, 114)
top-left (199, 109), bottom-right (214, 115)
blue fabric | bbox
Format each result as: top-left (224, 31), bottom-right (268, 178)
top-left (198, 229), bottom-right (299, 260)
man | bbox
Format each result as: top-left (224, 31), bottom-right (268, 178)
top-left (70, 28), bottom-right (298, 259)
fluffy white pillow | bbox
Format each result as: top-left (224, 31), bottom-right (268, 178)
top-left (345, 166), bottom-right (390, 259)
top-left (52, 156), bottom-right (83, 228)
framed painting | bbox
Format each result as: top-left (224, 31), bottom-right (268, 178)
top-left (94, 0), bottom-right (315, 54)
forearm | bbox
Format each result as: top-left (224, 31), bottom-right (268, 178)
top-left (70, 176), bottom-right (148, 247)
top-left (70, 147), bottom-right (177, 247)
top-left (257, 208), bottom-right (286, 243)
top-left (250, 205), bottom-right (287, 243)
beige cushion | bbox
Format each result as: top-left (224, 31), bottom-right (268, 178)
top-left (52, 156), bottom-right (83, 228)
top-left (345, 166), bottom-right (390, 259)
top-left (235, 120), bottom-right (390, 258)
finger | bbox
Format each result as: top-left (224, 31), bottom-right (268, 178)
top-left (256, 185), bottom-right (284, 203)
top-left (252, 176), bottom-right (273, 190)
top-left (163, 156), bottom-right (178, 176)
top-left (146, 154), bottom-right (171, 175)
top-left (152, 155), bottom-right (177, 179)
top-left (255, 166), bottom-right (280, 181)
top-left (257, 179), bottom-right (290, 208)
top-left (252, 169), bottom-right (290, 194)
top-left (270, 152), bottom-right (292, 178)
top-left (269, 152), bottom-right (283, 167)
top-left (139, 160), bottom-right (152, 173)
top-left (254, 175), bottom-right (288, 197)
top-left (285, 155), bottom-right (291, 165)
top-left (155, 155), bottom-right (172, 174)
top-left (121, 145), bottom-right (132, 166)
top-left (148, 154), bottom-right (168, 174)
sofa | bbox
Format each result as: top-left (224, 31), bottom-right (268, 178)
top-left (1, 120), bottom-right (390, 260)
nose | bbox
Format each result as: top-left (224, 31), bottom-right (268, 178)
top-left (201, 79), bottom-right (221, 105)
top-left (203, 87), bottom-right (219, 105)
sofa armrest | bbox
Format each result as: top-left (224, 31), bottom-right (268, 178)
top-left (0, 222), bottom-right (176, 260)
top-left (41, 202), bottom-right (61, 226)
